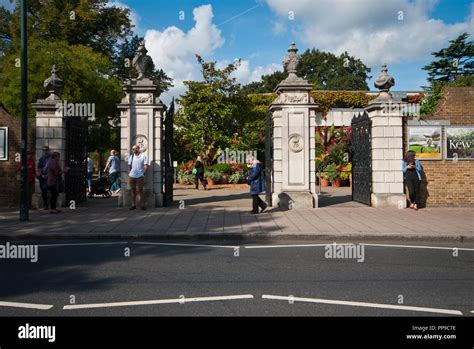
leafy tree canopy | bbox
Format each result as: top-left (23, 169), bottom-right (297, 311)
top-left (175, 55), bottom-right (254, 164)
top-left (422, 32), bottom-right (474, 84)
top-left (241, 48), bottom-right (371, 93)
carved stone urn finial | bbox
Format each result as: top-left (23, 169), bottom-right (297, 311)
top-left (43, 65), bottom-right (64, 100)
top-left (283, 42), bottom-right (302, 80)
top-left (374, 64), bottom-right (395, 92)
top-left (132, 40), bottom-right (154, 80)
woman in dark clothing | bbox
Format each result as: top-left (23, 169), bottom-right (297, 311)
top-left (194, 156), bottom-right (207, 190)
top-left (402, 150), bottom-right (422, 210)
top-left (47, 152), bottom-right (63, 214)
top-left (247, 157), bottom-right (267, 214)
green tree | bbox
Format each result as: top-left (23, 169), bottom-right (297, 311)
top-left (0, 39), bottom-right (123, 148)
top-left (420, 33), bottom-right (474, 115)
top-left (422, 32), bottom-right (473, 84)
top-left (3, 0), bottom-right (132, 57)
top-left (176, 55), bottom-right (249, 163)
top-left (0, 0), bottom-right (173, 153)
top-left (241, 48), bottom-right (371, 93)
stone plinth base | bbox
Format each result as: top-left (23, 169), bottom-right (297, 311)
top-left (277, 191), bottom-right (317, 209)
top-left (118, 189), bottom-right (163, 208)
top-left (371, 193), bottom-right (406, 208)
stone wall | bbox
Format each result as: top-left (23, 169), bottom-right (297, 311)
top-left (406, 87), bottom-right (474, 207)
top-left (0, 104), bottom-right (36, 208)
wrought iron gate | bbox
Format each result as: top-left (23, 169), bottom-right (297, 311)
top-left (163, 98), bottom-right (175, 206)
top-left (350, 112), bottom-right (372, 205)
top-left (65, 116), bottom-right (87, 204)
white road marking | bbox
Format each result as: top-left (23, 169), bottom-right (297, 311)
top-left (245, 243), bottom-right (474, 251)
top-left (63, 294), bottom-right (254, 310)
top-left (0, 301), bottom-right (53, 310)
top-left (37, 242), bottom-right (128, 248)
top-left (245, 244), bottom-right (346, 249)
top-left (133, 242), bottom-right (239, 249)
top-left (261, 295), bottom-right (463, 316)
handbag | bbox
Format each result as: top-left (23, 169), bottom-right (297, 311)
top-left (192, 168), bottom-right (197, 175)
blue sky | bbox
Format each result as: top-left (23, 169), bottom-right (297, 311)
top-left (114, 0), bottom-right (473, 102)
top-left (1, 0), bottom-right (473, 102)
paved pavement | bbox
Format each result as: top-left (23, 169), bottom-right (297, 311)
top-left (0, 187), bottom-right (472, 242)
top-left (0, 239), bottom-right (473, 316)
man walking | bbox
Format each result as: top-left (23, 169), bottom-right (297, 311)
top-left (128, 144), bottom-right (149, 210)
top-left (36, 145), bottom-right (51, 210)
top-left (247, 156), bottom-right (268, 214)
top-left (104, 149), bottom-right (120, 193)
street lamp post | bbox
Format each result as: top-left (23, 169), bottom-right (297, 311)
top-left (20, 0), bottom-right (28, 221)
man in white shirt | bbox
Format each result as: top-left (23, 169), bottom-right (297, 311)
top-left (128, 144), bottom-right (149, 210)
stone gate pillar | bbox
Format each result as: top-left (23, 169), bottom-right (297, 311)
top-left (269, 43), bottom-right (319, 209)
top-left (365, 65), bottom-right (406, 208)
top-left (32, 66), bottom-right (67, 208)
top-left (117, 41), bottom-right (167, 208)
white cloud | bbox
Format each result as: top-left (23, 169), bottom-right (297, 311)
top-left (144, 5), bottom-right (225, 103)
top-left (266, 0), bottom-right (473, 68)
top-left (229, 60), bottom-right (282, 85)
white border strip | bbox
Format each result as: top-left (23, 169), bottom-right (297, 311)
top-left (262, 295), bottom-right (463, 315)
top-left (63, 294), bottom-right (254, 310)
top-left (38, 242), bottom-right (128, 248)
top-left (0, 301), bottom-right (53, 310)
top-left (133, 242), bottom-right (239, 249)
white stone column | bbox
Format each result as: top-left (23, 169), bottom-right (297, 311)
top-left (117, 79), bottom-right (166, 208)
top-left (268, 43), bottom-right (319, 209)
top-left (269, 82), bottom-right (318, 209)
top-left (32, 97), bottom-right (67, 208)
top-left (365, 95), bottom-right (406, 208)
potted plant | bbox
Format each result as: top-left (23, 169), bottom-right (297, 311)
top-left (212, 163), bottom-right (231, 184)
top-left (339, 171), bottom-right (350, 186)
top-left (320, 172), bottom-right (330, 187)
top-left (324, 163), bottom-right (339, 187)
top-left (339, 163), bottom-right (352, 186)
top-left (205, 171), bottom-right (221, 187)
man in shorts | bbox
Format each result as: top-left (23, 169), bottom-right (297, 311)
top-left (128, 144), bottom-right (149, 210)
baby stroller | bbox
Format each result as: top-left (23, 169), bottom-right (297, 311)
top-left (88, 174), bottom-right (112, 198)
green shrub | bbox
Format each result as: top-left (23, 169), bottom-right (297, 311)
top-left (205, 171), bottom-right (221, 181)
top-left (212, 163), bottom-right (232, 174)
top-left (177, 172), bottom-right (195, 184)
top-left (324, 163), bottom-right (339, 182)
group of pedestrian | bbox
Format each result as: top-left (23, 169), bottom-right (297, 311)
top-left (20, 145), bottom-right (423, 213)
top-left (36, 145), bottom-right (63, 214)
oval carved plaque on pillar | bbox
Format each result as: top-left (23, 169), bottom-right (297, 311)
top-left (288, 134), bottom-right (303, 153)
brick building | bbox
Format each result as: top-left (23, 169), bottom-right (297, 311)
top-left (0, 104), bottom-right (36, 208)
top-left (406, 87), bottom-right (474, 207)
